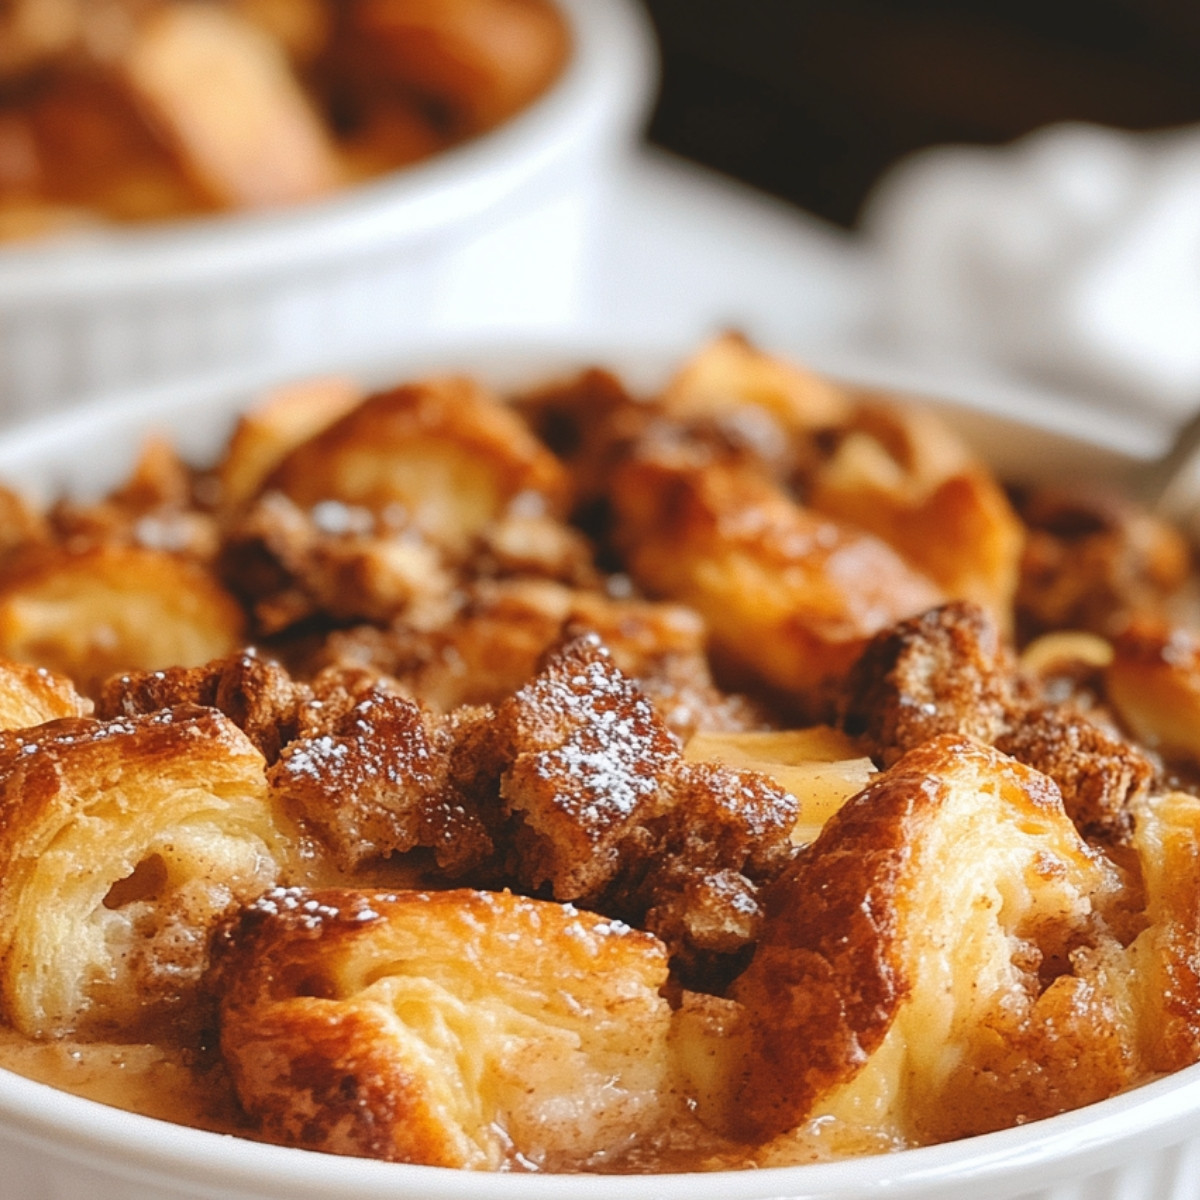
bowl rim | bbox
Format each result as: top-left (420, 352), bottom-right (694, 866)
top-left (4, 1052), bottom-right (1200, 1200)
top-left (0, 0), bottom-right (659, 299)
top-left (0, 336), bottom-right (1188, 1200)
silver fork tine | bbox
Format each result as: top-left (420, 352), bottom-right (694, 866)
top-left (1137, 407), bottom-right (1200, 538)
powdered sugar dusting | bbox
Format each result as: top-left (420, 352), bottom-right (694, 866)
top-left (280, 734), bottom-right (350, 782)
top-left (517, 635), bottom-right (676, 833)
top-left (249, 885), bottom-right (341, 927)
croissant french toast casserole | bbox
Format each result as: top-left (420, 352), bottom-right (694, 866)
top-left (0, 334), bottom-right (1198, 1174)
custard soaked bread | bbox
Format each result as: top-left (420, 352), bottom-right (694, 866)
top-left (0, 338), bottom-right (1198, 1172)
top-left (0, 705), bottom-right (297, 1040)
top-left (720, 734), bottom-right (1133, 1146)
top-left (211, 886), bottom-right (683, 1170)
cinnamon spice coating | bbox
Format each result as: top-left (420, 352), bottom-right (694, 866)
top-left (486, 635), bottom-right (798, 969)
top-left (837, 600), bottom-right (1154, 841)
top-left (0, 705), bottom-right (299, 1040)
top-left (98, 649), bottom-right (306, 763)
top-left (209, 886), bottom-right (685, 1171)
top-left (0, 338), bottom-right (1195, 1173)
top-left (269, 688), bottom-right (496, 877)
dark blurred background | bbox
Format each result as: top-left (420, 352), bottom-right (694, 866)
top-left (641, 0), bottom-right (1200, 229)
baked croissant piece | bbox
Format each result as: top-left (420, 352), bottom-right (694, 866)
top-left (0, 657), bottom-right (90, 730)
top-left (0, 705), bottom-right (296, 1039)
top-left (0, 544), bottom-right (244, 696)
top-left (209, 886), bottom-right (681, 1170)
top-left (609, 446), bottom-right (943, 704)
top-left (714, 734), bottom-right (1136, 1147)
top-left (262, 375), bottom-right (571, 559)
top-left (1105, 619), bottom-right (1200, 769)
top-left (806, 399), bottom-right (1025, 629)
top-left (1126, 788), bottom-right (1200, 1076)
top-left (653, 333), bottom-right (1024, 631)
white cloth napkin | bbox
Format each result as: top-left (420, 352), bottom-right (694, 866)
top-left (861, 121), bottom-right (1200, 418)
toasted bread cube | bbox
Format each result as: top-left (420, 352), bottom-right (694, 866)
top-left (488, 635), bottom-right (797, 966)
top-left (808, 402), bottom-right (1025, 628)
top-left (211, 886), bottom-right (678, 1169)
top-left (219, 376), bottom-right (365, 513)
top-left (684, 727), bottom-right (875, 845)
top-left (1016, 486), bottom-right (1191, 638)
top-left (838, 601), bottom-right (1018, 765)
top-left (0, 544), bottom-right (244, 696)
top-left (715, 735), bottom-right (1130, 1146)
top-left (47, 436), bottom-right (218, 562)
top-left (220, 487), bottom-right (455, 633)
top-left (0, 707), bottom-right (294, 1039)
top-left (266, 377), bottom-right (571, 557)
top-left (610, 452), bottom-right (943, 703)
top-left (268, 689), bottom-right (494, 876)
top-left (662, 333), bottom-right (850, 432)
top-left (122, 4), bottom-right (343, 209)
top-left (0, 657), bottom-right (90, 729)
top-left (495, 634), bottom-right (681, 900)
top-left (97, 648), bottom-right (304, 765)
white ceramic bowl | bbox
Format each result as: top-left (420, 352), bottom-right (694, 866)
top-left (0, 340), bottom-right (1189, 1200)
top-left (0, 0), bottom-right (657, 423)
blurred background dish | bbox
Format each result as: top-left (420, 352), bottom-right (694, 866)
top-left (0, 0), bottom-right (657, 419)
top-left (4, 1), bottom-right (1195, 434)
top-left (0, 0), bottom-right (571, 237)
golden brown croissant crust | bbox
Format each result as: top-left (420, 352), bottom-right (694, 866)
top-left (723, 734), bottom-right (1132, 1144)
top-left (0, 338), bottom-right (1196, 1173)
top-left (0, 704), bottom-right (296, 1039)
top-left (209, 886), bottom-right (683, 1170)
